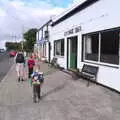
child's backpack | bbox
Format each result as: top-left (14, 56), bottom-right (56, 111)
top-left (31, 72), bottom-right (44, 85)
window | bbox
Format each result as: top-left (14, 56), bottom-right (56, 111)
top-left (100, 30), bottom-right (119, 64)
top-left (83, 28), bottom-right (119, 65)
top-left (54, 39), bottom-right (64, 56)
top-left (84, 33), bottom-right (99, 61)
top-left (44, 30), bottom-right (49, 40)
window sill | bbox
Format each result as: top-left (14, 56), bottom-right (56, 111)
top-left (55, 55), bottom-right (64, 58)
top-left (83, 60), bottom-right (119, 69)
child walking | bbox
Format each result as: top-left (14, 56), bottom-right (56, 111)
top-left (31, 68), bottom-right (44, 103)
top-left (27, 55), bottom-right (35, 79)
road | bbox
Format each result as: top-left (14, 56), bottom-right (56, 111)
top-left (0, 53), bottom-right (13, 82)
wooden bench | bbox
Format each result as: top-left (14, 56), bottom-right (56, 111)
top-left (50, 57), bottom-right (58, 68)
top-left (78, 64), bottom-right (99, 87)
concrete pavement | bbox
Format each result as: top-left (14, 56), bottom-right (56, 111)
top-left (0, 62), bottom-right (120, 120)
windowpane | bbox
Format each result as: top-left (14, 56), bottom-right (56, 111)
top-left (84, 33), bottom-right (99, 61)
top-left (100, 30), bottom-right (119, 65)
top-left (54, 39), bottom-right (64, 56)
top-left (56, 41), bottom-right (61, 55)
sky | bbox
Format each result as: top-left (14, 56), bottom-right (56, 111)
top-left (0, 0), bottom-right (82, 49)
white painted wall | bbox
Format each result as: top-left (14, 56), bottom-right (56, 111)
top-left (37, 23), bottom-right (52, 62)
top-left (36, 32), bottom-right (38, 42)
top-left (51, 0), bottom-right (120, 91)
top-left (36, 32), bottom-right (39, 45)
top-left (38, 30), bottom-right (42, 40)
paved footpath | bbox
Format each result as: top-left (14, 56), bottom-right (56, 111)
top-left (0, 62), bottom-right (120, 120)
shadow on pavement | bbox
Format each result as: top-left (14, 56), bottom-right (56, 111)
top-left (41, 82), bottom-right (68, 99)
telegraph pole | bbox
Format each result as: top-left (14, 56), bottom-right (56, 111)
top-left (22, 25), bottom-right (24, 51)
top-left (12, 33), bottom-right (17, 42)
top-left (14, 35), bottom-right (16, 42)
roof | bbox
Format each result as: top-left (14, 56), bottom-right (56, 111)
top-left (38, 19), bottom-right (52, 31)
top-left (51, 0), bottom-right (99, 26)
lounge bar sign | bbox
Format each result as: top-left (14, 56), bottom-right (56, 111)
top-left (64, 26), bottom-right (81, 36)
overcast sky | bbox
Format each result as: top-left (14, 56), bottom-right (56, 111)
top-left (0, 0), bottom-right (82, 48)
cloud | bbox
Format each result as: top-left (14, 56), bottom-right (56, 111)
top-left (0, 0), bottom-right (84, 48)
top-left (0, 0), bottom-right (66, 43)
top-left (0, 8), bottom-right (6, 17)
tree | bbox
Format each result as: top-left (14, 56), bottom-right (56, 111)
top-left (23, 28), bottom-right (38, 52)
top-left (5, 42), bottom-right (22, 51)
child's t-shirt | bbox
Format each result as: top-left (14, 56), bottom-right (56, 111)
top-left (27, 59), bottom-right (35, 68)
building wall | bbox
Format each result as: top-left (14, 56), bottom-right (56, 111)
top-left (36, 32), bottom-right (38, 41)
top-left (37, 24), bottom-right (51, 61)
top-left (51, 0), bottom-right (120, 91)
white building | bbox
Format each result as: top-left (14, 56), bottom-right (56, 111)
top-left (36, 20), bottom-right (52, 62)
top-left (50, 0), bottom-right (120, 92)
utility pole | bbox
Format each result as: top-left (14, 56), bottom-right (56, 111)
top-left (22, 25), bottom-right (24, 51)
top-left (11, 33), bottom-right (17, 42)
top-left (15, 35), bottom-right (17, 42)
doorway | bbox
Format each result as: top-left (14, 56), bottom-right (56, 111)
top-left (48, 42), bottom-right (51, 63)
top-left (67, 36), bottom-right (78, 69)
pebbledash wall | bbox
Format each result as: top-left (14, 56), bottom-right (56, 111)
top-left (50, 0), bottom-right (120, 92)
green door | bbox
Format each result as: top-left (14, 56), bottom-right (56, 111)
top-left (70, 53), bottom-right (76, 68)
top-left (67, 36), bottom-right (77, 69)
top-left (70, 39), bottom-right (77, 68)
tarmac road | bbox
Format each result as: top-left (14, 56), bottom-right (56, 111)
top-left (0, 52), bottom-right (13, 82)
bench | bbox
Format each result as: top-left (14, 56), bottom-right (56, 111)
top-left (78, 64), bottom-right (99, 87)
top-left (50, 57), bottom-right (58, 68)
